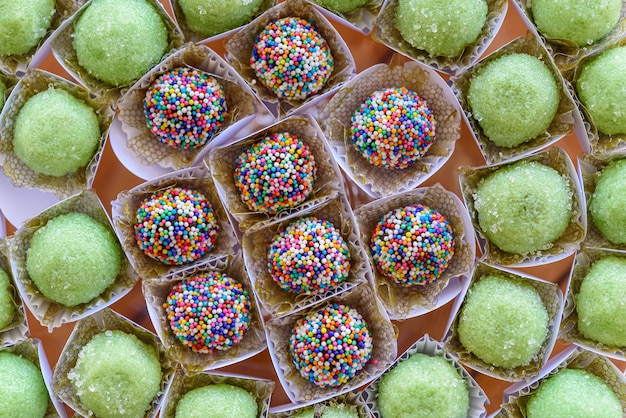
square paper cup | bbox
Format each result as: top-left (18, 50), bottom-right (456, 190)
top-left (308, 0), bottom-right (383, 34)
top-left (142, 252), bottom-right (267, 372)
top-left (52, 308), bottom-right (176, 418)
top-left (317, 58), bottom-right (462, 198)
top-left (5, 189), bottom-right (138, 331)
top-left (354, 184), bottom-right (475, 320)
top-left (0, 239), bottom-right (29, 347)
top-left (111, 165), bottom-right (239, 281)
top-left (265, 282), bottom-right (397, 403)
top-left (362, 334), bottom-right (488, 418)
top-left (443, 262), bottom-right (563, 382)
top-left (270, 390), bottom-right (369, 417)
top-left (459, 147), bottom-right (586, 267)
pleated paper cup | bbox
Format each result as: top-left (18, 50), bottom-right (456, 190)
top-left (308, 0), bottom-right (383, 34)
top-left (270, 390), bottom-right (369, 417)
top-left (0, 238), bottom-right (29, 348)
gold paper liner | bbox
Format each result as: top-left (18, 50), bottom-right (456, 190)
top-left (0, 239), bottom-right (29, 347)
top-left (443, 262), bottom-right (562, 382)
top-left (354, 184), bottom-right (474, 319)
top-left (116, 43), bottom-right (259, 170)
top-left (0, 69), bottom-right (114, 199)
top-left (459, 147), bottom-right (585, 266)
top-left (52, 308), bottom-right (176, 418)
top-left (112, 166), bottom-right (239, 281)
top-left (270, 391), bottom-right (368, 417)
top-left (310, 0), bottom-right (383, 34)
top-left (4, 189), bottom-right (138, 330)
top-left (265, 282), bottom-right (397, 403)
top-left (317, 60), bottom-right (461, 197)
top-left (207, 115), bottom-right (343, 231)
top-left (242, 193), bottom-right (368, 318)
top-left (451, 33), bottom-right (576, 164)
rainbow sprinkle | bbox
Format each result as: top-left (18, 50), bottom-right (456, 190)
top-left (371, 205), bottom-right (454, 286)
top-left (144, 67), bottom-right (227, 149)
top-left (290, 303), bottom-right (373, 388)
top-left (163, 272), bottom-right (251, 353)
top-left (134, 187), bottom-right (219, 265)
top-left (233, 131), bottom-right (317, 214)
top-left (351, 87), bottom-right (436, 169)
top-left (251, 17), bottom-right (334, 100)
top-left (268, 217), bottom-right (351, 295)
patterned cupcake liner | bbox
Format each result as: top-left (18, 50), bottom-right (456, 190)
top-left (0, 239), bottom-right (29, 348)
top-left (308, 0), bottom-right (383, 34)
top-left (270, 390), bottom-right (369, 417)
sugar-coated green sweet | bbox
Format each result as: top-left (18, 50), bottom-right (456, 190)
top-left (590, 159), bottom-right (626, 244)
top-left (311, 0), bottom-right (369, 14)
top-left (0, 351), bottom-right (49, 418)
top-left (468, 53), bottom-right (560, 148)
top-left (0, 0), bottom-right (55, 56)
top-left (527, 369), bottom-right (622, 418)
top-left (175, 384), bottom-right (257, 418)
top-left (13, 88), bottom-right (100, 177)
top-left (293, 404), bottom-right (359, 418)
top-left (457, 275), bottom-right (549, 368)
top-left (73, 0), bottom-right (168, 86)
top-left (0, 79), bottom-right (6, 110)
top-left (474, 161), bottom-right (572, 255)
top-left (395, 0), bottom-right (488, 57)
top-left (178, 0), bottom-right (264, 37)
top-left (577, 46), bottom-right (626, 135)
top-left (70, 330), bottom-right (163, 418)
top-left (532, 0), bottom-right (621, 47)
top-left (26, 213), bottom-right (122, 307)
top-left (378, 353), bottom-right (469, 418)
top-left (0, 269), bottom-right (16, 330)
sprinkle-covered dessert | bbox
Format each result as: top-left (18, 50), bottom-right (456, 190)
top-left (251, 17), bottom-right (334, 100)
top-left (0, 269), bottom-right (16, 330)
top-left (234, 132), bottom-right (317, 214)
top-left (163, 273), bottom-right (251, 353)
top-left (175, 383), bottom-right (258, 418)
top-left (311, 0), bottom-right (369, 14)
top-left (590, 159), bottom-right (626, 244)
top-left (134, 187), bottom-right (219, 265)
top-left (371, 205), bottom-right (454, 287)
top-left (351, 87), bottom-right (436, 169)
top-left (144, 67), bottom-right (227, 150)
top-left (178, 0), bottom-right (264, 37)
top-left (0, 0), bottom-right (55, 56)
top-left (293, 404), bottom-right (359, 418)
top-left (0, 351), bottom-right (48, 418)
top-left (290, 303), bottom-right (373, 388)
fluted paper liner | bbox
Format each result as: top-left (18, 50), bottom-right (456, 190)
top-left (451, 33), bottom-right (576, 165)
top-left (317, 60), bottom-right (461, 198)
top-left (0, 239), bottom-right (29, 347)
top-left (459, 148), bottom-right (586, 267)
top-left (443, 262), bottom-right (563, 382)
top-left (0, 69), bottom-right (114, 199)
top-left (116, 43), bottom-right (259, 171)
top-left (5, 189), bottom-right (138, 331)
top-left (363, 334), bottom-right (488, 418)
top-left (52, 309), bottom-right (176, 418)
top-left (310, 0), bottom-right (383, 34)
top-left (373, 0), bottom-right (507, 74)
top-left (270, 390), bottom-right (368, 417)
top-left (354, 184), bottom-right (475, 320)
top-left (265, 282), bottom-right (397, 403)
top-left (111, 166), bottom-right (239, 281)
top-left (207, 115), bottom-right (343, 231)
top-left (242, 193), bottom-right (368, 318)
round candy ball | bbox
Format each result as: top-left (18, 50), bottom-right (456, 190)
top-left (590, 159), bottom-right (626, 244)
top-left (371, 205), bottom-right (454, 287)
top-left (178, 0), bottom-right (264, 37)
top-left (311, 0), bottom-right (369, 14)
top-left (73, 0), bottom-right (169, 86)
top-left (175, 384), bottom-right (258, 418)
top-left (0, 269), bottom-right (16, 330)
top-left (351, 87), bottom-right (436, 169)
top-left (144, 67), bottom-right (227, 150)
top-left (234, 132), bottom-right (317, 214)
top-left (0, 351), bottom-right (48, 418)
top-left (251, 17), bottom-right (334, 100)
top-left (268, 217), bottom-right (351, 295)
top-left (164, 273), bottom-right (251, 353)
top-left (134, 187), bottom-right (219, 265)
top-left (290, 303), bottom-right (373, 388)
top-left (293, 404), bottom-right (359, 418)
top-left (0, 0), bottom-right (55, 56)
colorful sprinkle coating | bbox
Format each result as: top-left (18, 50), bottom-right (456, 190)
top-left (290, 303), bottom-right (373, 388)
top-left (134, 187), bottom-right (219, 265)
top-left (268, 217), bottom-right (351, 295)
top-left (143, 67), bottom-right (227, 149)
top-left (251, 17), bottom-right (334, 100)
top-left (233, 132), bottom-right (317, 214)
top-left (163, 272), bottom-right (251, 353)
top-left (371, 205), bottom-right (454, 286)
top-left (351, 87), bottom-right (436, 169)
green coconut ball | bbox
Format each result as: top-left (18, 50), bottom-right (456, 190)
top-left (0, 0), bottom-right (55, 56)
top-left (474, 161), bottom-right (572, 255)
top-left (468, 53), bottom-right (560, 148)
top-left (175, 384), bottom-right (257, 418)
top-left (0, 79), bottom-right (6, 110)
top-left (577, 46), bottom-right (626, 135)
top-left (293, 404), bottom-right (359, 418)
top-left (311, 0), bottom-right (370, 14)
top-left (26, 212), bottom-right (122, 307)
top-left (527, 368), bottom-right (622, 418)
top-left (73, 0), bottom-right (169, 86)
top-left (178, 0), bottom-right (264, 37)
top-left (0, 351), bottom-right (49, 418)
top-left (0, 269), bottom-right (16, 330)
top-left (532, 0), bottom-right (621, 47)
top-left (590, 159), bottom-right (626, 244)
top-left (395, 0), bottom-right (488, 57)
top-left (457, 275), bottom-right (550, 368)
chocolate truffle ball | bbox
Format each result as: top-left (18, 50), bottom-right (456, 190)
top-left (0, 269), bottom-right (16, 330)
top-left (0, 0), bottom-right (55, 56)
top-left (178, 0), bottom-right (264, 37)
top-left (0, 351), bottom-right (48, 418)
top-left (311, 0), bottom-right (369, 14)
top-left (590, 159), bottom-right (626, 244)
top-left (293, 404), bottom-right (359, 418)
top-left (175, 384), bottom-right (257, 418)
